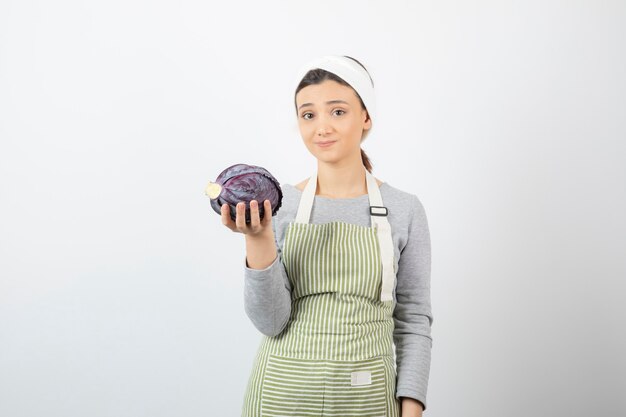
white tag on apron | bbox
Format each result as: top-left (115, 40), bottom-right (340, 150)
top-left (350, 370), bottom-right (372, 386)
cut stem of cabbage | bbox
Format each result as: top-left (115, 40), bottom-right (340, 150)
top-left (205, 182), bottom-right (222, 199)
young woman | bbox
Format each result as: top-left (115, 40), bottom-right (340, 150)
top-left (221, 55), bottom-right (433, 417)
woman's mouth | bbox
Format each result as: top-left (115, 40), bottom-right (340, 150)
top-left (316, 141), bottom-right (336, 148)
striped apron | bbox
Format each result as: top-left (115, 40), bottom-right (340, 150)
top-left (242, 169), bottom-right (400, 417)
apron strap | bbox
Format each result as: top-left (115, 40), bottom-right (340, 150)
top-left (294, 168), bottom-right (319, 224)
top-left (294, 168), bottom-right (397, 302)
top-left (365, 171), bottom-right (397, 302)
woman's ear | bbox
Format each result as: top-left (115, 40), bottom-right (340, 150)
top-left (363, 110), bottom-right (372, 130)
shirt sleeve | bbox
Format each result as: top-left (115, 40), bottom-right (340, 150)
top-left (243, 220), bottom-right (292, 337)
top-left (393, 194), bottom-right (434, 411)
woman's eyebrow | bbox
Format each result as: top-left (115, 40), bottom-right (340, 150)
top-left (298, 100), bottom-right (349, 110)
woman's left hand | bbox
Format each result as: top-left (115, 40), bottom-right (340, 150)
top-left (400, 397), bottom-right (424, 417)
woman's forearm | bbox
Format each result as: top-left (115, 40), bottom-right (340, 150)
top-left (245, 230), bottom-right (277, 270)
top-left (401, 397), bottom-right (424, 417)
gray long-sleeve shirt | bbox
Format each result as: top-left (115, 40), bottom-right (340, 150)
top-left (243, 181), bottom-right (433, 410)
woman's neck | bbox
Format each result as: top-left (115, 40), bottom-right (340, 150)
top-left (315, 161), bottom-right (368, 199)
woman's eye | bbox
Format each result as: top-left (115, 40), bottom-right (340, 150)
top-left (302, 113), bottom-right (312, 120)
top-left (333, 109), bottom-right (345, 116)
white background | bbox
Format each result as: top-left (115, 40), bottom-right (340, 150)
top-left (1, 1), bottom-right (624, 416)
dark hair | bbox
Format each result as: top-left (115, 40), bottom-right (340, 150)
top-left (294, 55), bottom-right (374, 173)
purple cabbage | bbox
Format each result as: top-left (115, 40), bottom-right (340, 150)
top-left (205, 163), bottom-right (283, 224)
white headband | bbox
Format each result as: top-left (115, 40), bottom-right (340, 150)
top-left (293, 55), bottom-right (376, 141)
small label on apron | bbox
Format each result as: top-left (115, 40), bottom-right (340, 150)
top-left (350, 370), bottom-right (372, 386)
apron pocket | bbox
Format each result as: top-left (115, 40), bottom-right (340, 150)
top-left (260, 354), bottom-right (389, 417)
top-left (322, 355), bottom-right (388, 417)
top-left (261, 354), bottom-right (326, 416)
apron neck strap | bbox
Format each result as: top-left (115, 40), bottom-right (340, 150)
top-left (294, 167), bottom-right (383, 225)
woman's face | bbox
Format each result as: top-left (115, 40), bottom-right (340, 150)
top-left (295, 79), bottom-right (371, 164)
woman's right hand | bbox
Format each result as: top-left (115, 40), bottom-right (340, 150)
top-left (221, 199), bottom-right (273, 238)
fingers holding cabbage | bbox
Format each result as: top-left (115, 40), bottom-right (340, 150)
top-left (221, 198), bottom-right (273, 236)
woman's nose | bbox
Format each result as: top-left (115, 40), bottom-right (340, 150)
top-left (316, 118), bottom-right (332, 136)
top-left (317, 126), bottom-right (330, 136)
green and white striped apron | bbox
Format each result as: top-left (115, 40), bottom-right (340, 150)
top-left (242, 169), bottom-right (400, 417)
